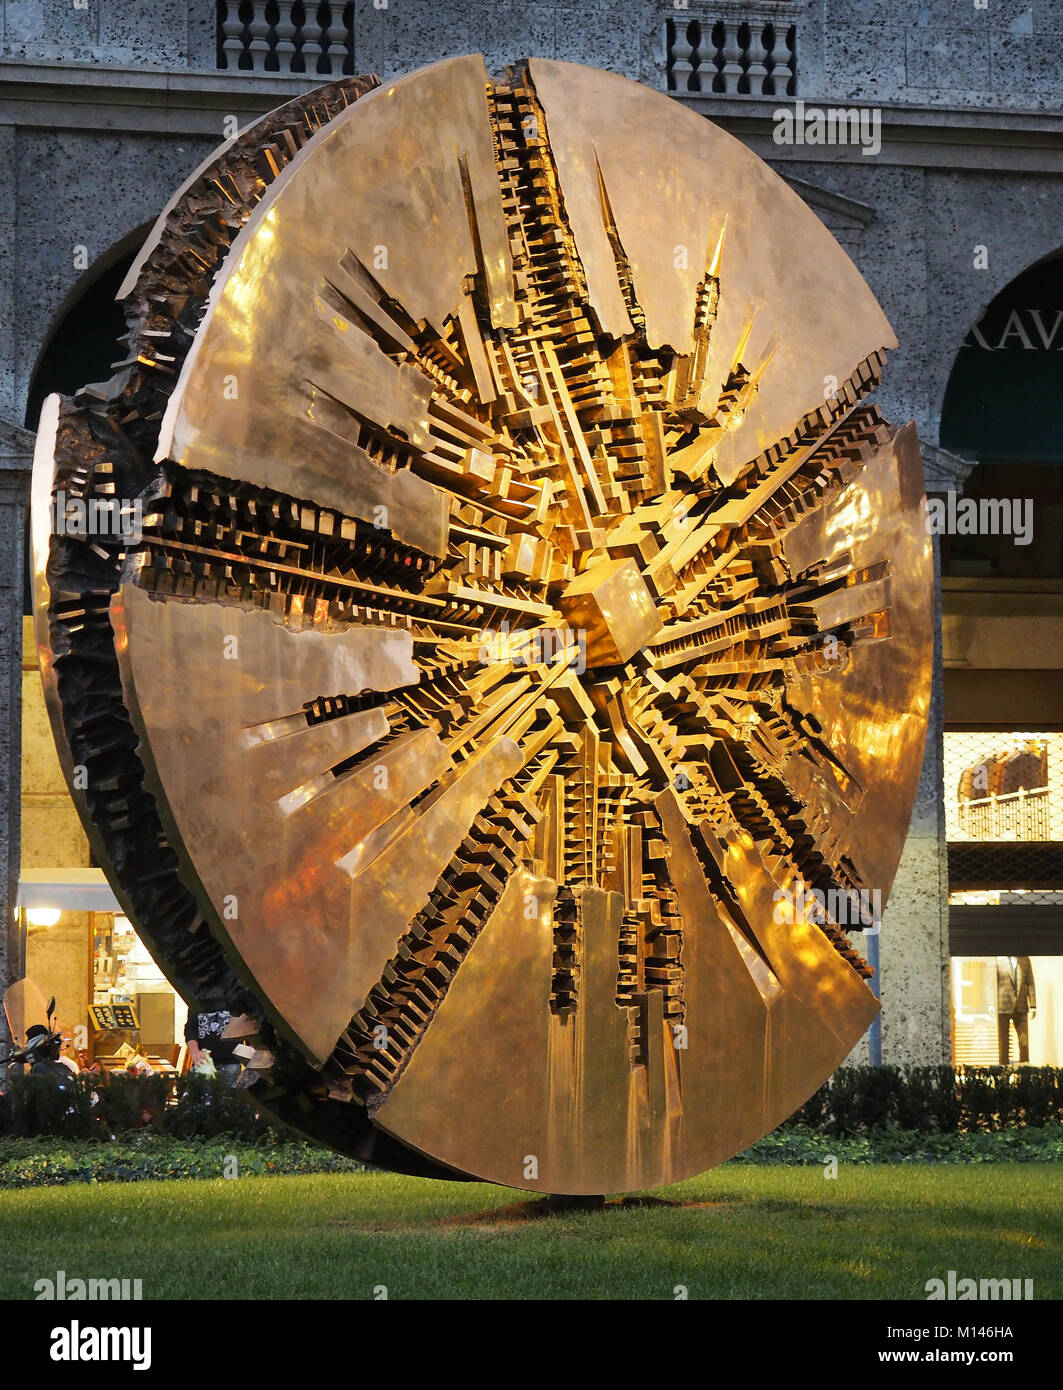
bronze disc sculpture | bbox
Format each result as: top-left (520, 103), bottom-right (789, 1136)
top-left (32, 56), bottom-right (932, 1193)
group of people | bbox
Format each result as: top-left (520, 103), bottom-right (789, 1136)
top-left (18, 1006), bottom-right (252, 1088)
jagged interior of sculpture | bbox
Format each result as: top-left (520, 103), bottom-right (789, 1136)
top-left (32, 57), bottom-right (932, 1193)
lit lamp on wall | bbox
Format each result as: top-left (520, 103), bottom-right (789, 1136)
top-left (25, 907), bottom-right (61, 929)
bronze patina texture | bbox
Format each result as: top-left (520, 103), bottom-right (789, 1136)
top-left (32, 57), bottom-right (932, 1192)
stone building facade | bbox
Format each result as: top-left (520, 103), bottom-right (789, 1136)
top-left (2, 0), bottom-right (1061, 1064)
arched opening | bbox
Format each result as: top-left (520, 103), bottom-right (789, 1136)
top-left (24, 233), bottom-right (146, 433)
top-left (23, 230), bottom-right (147, 612)
top-left (939, 252), bottom-right (1063, 580)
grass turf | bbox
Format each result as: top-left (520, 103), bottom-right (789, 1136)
top-left (1, 1163), bottom-right (1057, 1300)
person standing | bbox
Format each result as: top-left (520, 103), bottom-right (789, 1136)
top-left (184, 1008), bottom-right (243, 1086)
top-left (995, 955), bottom-right (1037, 1064)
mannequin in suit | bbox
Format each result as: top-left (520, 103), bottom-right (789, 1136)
top-left (996, 955), bottom-right (1036, 1064)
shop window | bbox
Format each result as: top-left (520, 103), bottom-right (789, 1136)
top-left (945, 731), bottom-right (1062, 1064)
top-left (951, 955), bottom-right (1060, 1066)
top-left (945, 730), bottom-right (1063, 904)
top-left (92, 915), bottom-right (186, 1070)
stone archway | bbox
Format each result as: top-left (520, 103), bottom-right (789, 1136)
top-left (939, 251), bottom-right (1063, 581)
top-left (24, 224), bottom-right (150, 433)
top-left (21, 227), bottom-right (150, 616)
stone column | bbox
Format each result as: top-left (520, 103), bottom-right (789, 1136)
top-left (875, 443), bottom-right (975, 1066)
top-left (878, 567), bottom-right (951, 1067)
top-left (0, 420), bottom-right (33, 1048)
top-left (843, 442), bottom-right (972, 1068)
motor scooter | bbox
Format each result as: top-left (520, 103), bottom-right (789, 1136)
top-left (0, 991), bottom-right (67, 1089)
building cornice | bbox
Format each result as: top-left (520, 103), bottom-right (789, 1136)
top-left (1, 61), bottom-right (1063, 172)
top-left (678, 94), bottom-right (1063, 173)
top-left (0, 61), bottom-right (323, 138)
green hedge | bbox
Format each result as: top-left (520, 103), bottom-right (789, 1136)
top-left (792, 1065), bottom-right (1062, 1136)
top-left (0, 1070), bottom-right (269, 1140)
top-left (0, 1134), bottom-right (369, 1187)
top-left (734, 1122), bottom-right (1063, 1165)
top-left (2, 1064), bottom-right (1060, 1140)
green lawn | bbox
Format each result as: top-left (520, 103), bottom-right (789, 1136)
top-left (2, 1164), bottom-right (1058, 1300)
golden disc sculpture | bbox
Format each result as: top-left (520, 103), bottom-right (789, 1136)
top-left (32, 56), bottom-right (932, 1194)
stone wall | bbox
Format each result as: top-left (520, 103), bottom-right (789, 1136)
top-left (0, 431), bottom-right (30, 1046)
top-left (20, 619), bottom-right (88, 873)
top-left (814, 0), bottom-right (1063, 109)
top-left (355, 0), bottom-right (649, 81)
top-left (4, 0), bottom-right (1063, 109)
top-left (19, 618), bottom-right (96, 1044)
top-left (1, 0), bottom-right (215, 68)
top-left (4, 128), bottom-right (216, 424)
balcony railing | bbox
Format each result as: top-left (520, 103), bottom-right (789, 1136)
top-left (666, 16), bottom-right (797, 96)
top-left (956, 786), bottom-right (1051, 843)
top-left (216, 1), bottom-right (355, 75)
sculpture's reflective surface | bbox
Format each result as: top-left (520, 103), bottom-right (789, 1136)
top-left (32, 57), bottom-right (932, 1193)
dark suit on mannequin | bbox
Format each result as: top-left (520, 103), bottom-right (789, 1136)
top-left (996, 955), bottom-right (1036, 1064)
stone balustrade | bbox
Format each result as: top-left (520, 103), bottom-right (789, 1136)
top-left (666, 12), bottom-right (797, 96)
top-left (217, 1), bottom-right (355, 76)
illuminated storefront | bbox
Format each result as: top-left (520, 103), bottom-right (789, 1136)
top-left (945, 732), bottom-right (1063, 1066)
top-left (17, 622), bottom-right (186, 1071)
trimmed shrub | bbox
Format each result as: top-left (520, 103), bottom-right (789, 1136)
top-left (166, 1071), bottom-right (270, 1139)
top-left (0, 1070), bottom-right (268, 1140)
top-left (0, 1134), bottom-right (371, 1187)
top-left (1, 1064), bottom-right (1059, 1140)
top-left (802, 1064), bottom-right (1061, 1137)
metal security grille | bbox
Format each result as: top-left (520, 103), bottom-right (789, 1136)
top-left (665, 17), bottom-right (797, 96)
top-left (947, 735), bottom-right (1061, 1065)
top-left (945, 731), bottom-right (1063, 908)
top-left (216, 1), bottom-right (355, 75)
